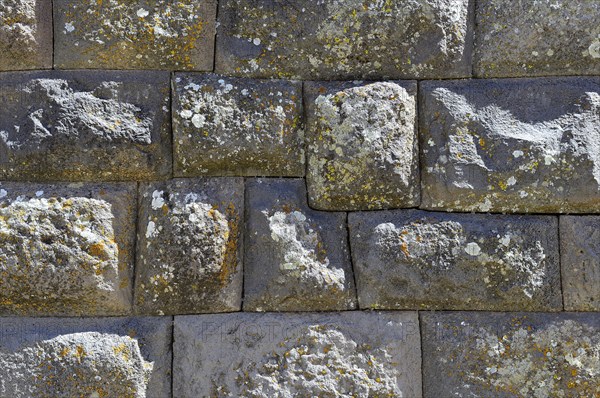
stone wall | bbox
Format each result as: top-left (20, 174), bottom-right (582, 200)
top-left (0, 1), bottom-right (599, 397)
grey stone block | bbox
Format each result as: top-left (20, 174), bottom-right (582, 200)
top-left (244, 178), bottom-right (356, 311)
top-left (421, 312), bottom-right (600, 398)
top-left (0, 71), bottom-right (171, 181)
top-left (349, 210), bottom-right (561, 311)
top-left (215, 0), bottom-right (473, 80)
top-left (560, 216), bottom-right (600, 311)
top-left (0, 316), bottom-right (172, 398)
top-left (0, 182), bottom-right (136, 316)
top-left (305, 81), bottom-right (419, 211)
top-left (475, 1), bottom-right (600, 78)
top-left (174, 312), bottom-right (422, 397)
top-left (54, 0), bottom-right (217, 70)
top-left (173, 73), bottom-right (304, 177)
top-left (420, 77), bottom-right (600, 213)
top-left (135, 178), bottom-right (244, 315)
top-left (0, 0), bottom-right (52, 70)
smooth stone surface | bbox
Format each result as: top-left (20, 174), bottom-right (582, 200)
top-left (135, 178), bottom-right (244, 315)
top-left (174, 312), bottom-right (422, 397)
top-left (420, 77), bottom-right (600, 213)
top-left (244, 178), bottom-right (356, 311)
top-left (305, 81), bottom-right (419, 210)
top-left (173, 73), bottom-right (304, 177)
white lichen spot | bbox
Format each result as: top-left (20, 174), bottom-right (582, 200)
top-left (136, 8), bottom-right (149, 18)
top-left (507, 176), bottom-right (517, 186)
top-left (512, 150), bottom-right (524, 158)
top-left (64, 22), bottom-right (75, 33)
top-left (191, 114), bottom-right (205, 129)
top-left (146, 220), bottom-right (158, 239)
top-left (180, 109), bottom-right (193, 119)
top-left (588, 39), bottom-right (600, 59)
top-left (253, 37), bottom-right (261, 45)
top-left (151, 190), bottom-right (165, 210)
top-left (465, 242), bottom-right (481, 256)
top-left (0, 189), bottom-right (7, 198)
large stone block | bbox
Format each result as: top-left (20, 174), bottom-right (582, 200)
top-left (244, 179), bottom-right (356, 311)
top-left (54, 0), bottom-right (217, 70)
top-left (0, 317), bottom-right (172, 398)
top-left (475, 1), bottom-right (600, 78)
top-left (173, 74), bottom-right (304, 177)
top-left (305, 81), bottom-right (419, 210)
top-left (0, 182), bottom-right (136, 316)
top-left (0, 71), bottom-right (171, 181)
top-left (174, 312), bottom-right (422, 397)
top-left (560, 216), bottom-right (600, 311)
top-left (420, 78), bottom-right (600, 213)
top-left (422, 312), bottom-right (600, 398)
top-left (215, 0), bottom-right (473, 80)
top-left (0, 0), bottom-right (52, 70)
top-left (135, 178), bottom-right (244, 315)
top-left (349, 210), bottom-right (561, 311)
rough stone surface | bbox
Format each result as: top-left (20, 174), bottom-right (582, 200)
top-left (0, 0), bottom-right (52, 70)
top-left (174, 312), bottom-right (422, 397)
top-left (0, 71), bottom-right (171, 181)
top-left (349, 210), bottom-right (562, 311)
top-left (173, 74), bottom-right (304, 177)
top-left (420, 77), bottom-right (600, 213)
top-left (0, 317), bottom-right (172, 398)
top-left (475, 1), bottom-right (600, 78)
top-left (560, 216), bottom-right (600, 311)
top-left (244, 179), bottom-right (356, 311)
top-left (135, 178), bottom-right (244, 315)
top-left (305, 81), bottom-right (419, 211)
top-left (216, 0), bottom-right (473, 80)
top-left (0, 182), bottom-right (136, 316)
top-left (422, 312), bottom-right (600, 398)
top-left (54, 0), bottom-right (217, 70)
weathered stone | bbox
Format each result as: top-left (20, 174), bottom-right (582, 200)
top-left (244, 179), bottom-right (356, 311)
top-left (135, 178), bottom-right (244, 315)
top-left (475, 1), bottom-right (600, 78)
top-left (422, 312), bottom-right (600, 397)
top-left (0, 182), bottom-right (136, 316)
top-left (305, 81), bottom-right (419, 211)
top-left (0, 71), bottom-right (171, 181)
top-left (54, 0), bottom-right (217, 70)
top-left (173, 74), bottom-right (304, 177)
top-left (0, 317), bottom-right (172, 398)
top-left (216, 0), bottom-right (473, 80)
top-left (420, 78), bottom-right (600, 213)
top-left (174, 312), bottom-right (422, 397)
top-left (0, 0), bottom-right (52, 70)
top-left (560, 216), bottom-right (600, 311)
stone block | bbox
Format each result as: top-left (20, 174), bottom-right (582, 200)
top-left (135, 178), bottom-right (244, 315)
top-left (475, 1), bottom-right (600, 77)
top-left (0, 182), bottom-right (136, 316)
top-left (305, 81), bottom-right (419, 210)
top-left (0, 316), bottom-right (172, 398)
top-left (349, 210), bottom-right (561, 311)
top-left (215, 0), bottom-right (473, 80)
top-left (54, 0), bottom-right (217, 70)
top-left (174, 312), bottom-right (422, 397)
top-left (244, 178), bottom-right (356, 311)
top-left (0, 71), bottom-right (171, 181)
top-left (420, 77), bottom-right (600, 213)
top-left (173, 73), bottom-right (304, 177)
top-left (421, 312), bottom-right (600, 398)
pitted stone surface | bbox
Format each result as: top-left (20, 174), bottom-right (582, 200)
top-left (349, 210), bottom-right (561, 311)
top-left (135, 178), bottom-right (243, 315)
top-left (244, 179), bottom-right (356, 311)
top-left (54, 0), bottom-right (217, 70)
top-left (560, 216), bottom-right (600, 311)
top-left (173, 74), bottom-right (304, 177)
top-left (420, 78), bottom-right (600, 213)
top-left (0, 317), bottom-right (172, 398)
top-left (422, 312), bottom-right (600, 398)
top-left (216, 0), bottom-right (472, 80)
top-left (0, 71), bottom-right (171, 181)
top-left (0, 0), bottom-right (52, 70)
top-left (305, 81), bottom-right (419, 211)
top-left (0, 182), bottom-right (136, 316)
top-left (475, 1), bottom-right (600, 78)
top-left (174, 312), bottom-right (422, 397)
